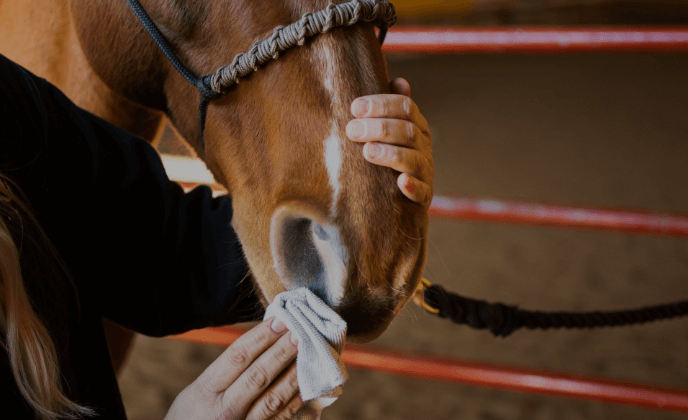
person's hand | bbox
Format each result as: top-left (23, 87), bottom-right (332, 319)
top-left (346, 78), bottom-right (434, 208)
top-left (165, 317), bottom-right (303, 420)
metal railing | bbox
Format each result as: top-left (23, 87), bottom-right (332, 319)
top-left (381, 27), bottom-right (688, 53)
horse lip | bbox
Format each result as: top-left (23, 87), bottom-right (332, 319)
top-left (344, 312), bottom-right (396, 343)
top-left (336, 297), bottom-right (399, 343)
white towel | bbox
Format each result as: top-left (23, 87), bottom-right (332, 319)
top-left (264, 288), bottom-right (348, 420)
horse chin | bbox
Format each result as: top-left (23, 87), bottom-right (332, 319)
top-left (345, 321), bottom-right (393, 344)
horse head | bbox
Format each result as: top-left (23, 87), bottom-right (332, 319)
top-left (72, 0), bottom-right (428, 342)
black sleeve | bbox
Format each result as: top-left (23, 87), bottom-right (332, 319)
top-left (0, 53), bottom-right (264, 337)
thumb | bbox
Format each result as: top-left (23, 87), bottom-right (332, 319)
top-left (390, 77), bottom-right (410, 97)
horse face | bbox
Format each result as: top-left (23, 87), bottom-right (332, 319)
top-left (77, 0), bottom-right (429, 342)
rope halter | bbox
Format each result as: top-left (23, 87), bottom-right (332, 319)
top-left (125, 0), bottom-right (397, 155)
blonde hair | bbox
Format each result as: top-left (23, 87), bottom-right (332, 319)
top-left (0, 174), bottom-right (94, 420)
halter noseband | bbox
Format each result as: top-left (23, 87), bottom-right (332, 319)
top-left (125, 0), bottom-right (397, 156)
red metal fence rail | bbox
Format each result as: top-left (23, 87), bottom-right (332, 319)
top-left (177, 181), bottom-right (688, 239)
top-left (429, 195), bottom-right (688, 238)
top-left (382, 27), bottom-right (688, 53)
top-left (173, 326), bottom-right (688, 413)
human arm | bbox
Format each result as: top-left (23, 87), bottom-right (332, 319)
top-left (0, 53), bottom-right (263, 336)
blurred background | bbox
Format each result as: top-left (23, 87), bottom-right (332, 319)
top-left (119, 1), bottom-right (688, 419)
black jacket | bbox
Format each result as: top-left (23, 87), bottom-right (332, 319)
top-left (0, 53), bottom-right (262, 419)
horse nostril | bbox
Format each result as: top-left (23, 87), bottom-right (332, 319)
top-left (282, 217), bottom-right (324, 285)
top-left (270, 201), bottom-right (348, 306)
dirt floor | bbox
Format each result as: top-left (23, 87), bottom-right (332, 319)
top-left (118, 52), bottom-right (688, 419)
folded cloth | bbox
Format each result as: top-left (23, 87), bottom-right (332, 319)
top-left (264, 288), bottom-right (348, 419)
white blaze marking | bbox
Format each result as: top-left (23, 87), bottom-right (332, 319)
top-left (324, 121), bottom-right (343, 216)
top-left (316, 38), bottom-right (346, 215)
top-left (321, 127), bottom-right (347, 306)
top-left (319, 37), bottom-right (341, 108)
top-left (312, 38), bottom-right (348, 305)
top-left (312, 224), bottom-right (347, 306)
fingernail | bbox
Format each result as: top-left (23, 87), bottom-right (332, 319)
top-left (290, 332), bottom-right (299, 348)
top-left (405, 175), bottom-right (416, 193)
top-left (366, 143), bottom-right (381, 159)
top-left (271, 318), bottom-right (287, 334)
top-left (352, 98), bottom-right (369, 116)
top-left (347, 120), bottom-right (365, 139)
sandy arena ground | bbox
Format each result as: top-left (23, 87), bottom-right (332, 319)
top-left (118, 52), bottom-right (688, 419)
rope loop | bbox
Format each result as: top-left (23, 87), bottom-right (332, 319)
top-left (196, 77), bottom-right (222, 101)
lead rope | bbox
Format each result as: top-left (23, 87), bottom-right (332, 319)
top-left (125, 0), bottom-right (396, 156)
top-left (414, 278), bottom-right (688, 337)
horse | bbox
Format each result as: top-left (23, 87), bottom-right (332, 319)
top-left (0, 0), bottom-right (428, 373)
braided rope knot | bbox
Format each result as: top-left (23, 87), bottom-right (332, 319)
top-left (209, 0), bottom-right (396, 94)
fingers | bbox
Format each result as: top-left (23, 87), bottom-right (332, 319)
top-left (245, 362), bottom-right (303, 420)
top-left (360, 139), bottom-right (434, 205)
top-left (350, 93), bottom-right (429, 135)
top-left (197, 317), bottom-right (288, 396)
top-left (222, 331), bottom-right (298, 418)
top-left (398, 173), bottom-right (433, 206)
top-left (272, 394), bottom-right (305, 420)
top-left (346, 118), bottom-right (426, 149)
top-left (362, 142), bottom-right (432, 183)
top-left (348, 79), bottom-right (435, 207)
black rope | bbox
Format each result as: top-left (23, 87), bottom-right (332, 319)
top-left (126, 0), bottom-right (221, 155)
top-left (378, 27), bottom-right (389, 45)
top-left (125, 0), bottom-right (199, 86)
top-left (423, 284), bottom-right (688, 337)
